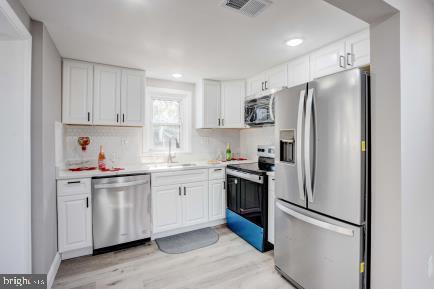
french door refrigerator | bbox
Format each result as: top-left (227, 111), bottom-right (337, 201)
top-left (274, 68), bottom-right (370, 289)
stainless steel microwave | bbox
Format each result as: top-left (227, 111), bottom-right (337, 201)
top-left (245, 94), bottom-right (275, 126)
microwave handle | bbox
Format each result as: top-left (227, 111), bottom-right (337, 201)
top-left (269, 94), bottom-right (275, 121)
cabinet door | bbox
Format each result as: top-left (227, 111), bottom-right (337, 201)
top-left (266, 64), bottom-right (288, 90)
top-left (345, 29), bottom-right (370, 68)
top-left (62, 60), bottom-right (93, 124)
top-left (182, 181), bottom-right (209, 226)
top-left (152, 185), bottom-right (183, 233)
top-left (221, 80), bottom-right (245, 128)
top-left (209, 179), bottom-right (226, 221)
top-left (310, 41), bottom-right (346, 79)
top-left (58, 194), bottom-right (92, 252)
top-left (288, 55), bottom-right (310, 88)
top-left (93, 65), bottom-right (121, 125)
top-left (121, 69), bottom-right (145, 126)
top-left (203, 80), bottom-right (221, 128)
top-left (247, 73), bottom-right (265, 96)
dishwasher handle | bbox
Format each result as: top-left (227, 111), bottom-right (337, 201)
top-left (94, 179), bottom-right (149, 189)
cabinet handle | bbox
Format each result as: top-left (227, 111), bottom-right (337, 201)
top-left (214, 168), bottom-right (223, 172)
top-left (265, 81), bottom-right (268, 90)
top-left (87, 112), bottom-right (90, 122)
top-left (67, 181), bottom-right (81, 184)
top-left (346, 53), bottom-right (353, 67)
top-left (261, 82), bottom-right (264, 91)
top-left (184, 186), bottom-right (186, 196)
top-left (339, 55), bottom-right (346, 68)
top-left (179, 186), bottom-right (181, 196)
top-left (218, 118), bottom-right (221, 126)
top-left (117, 113), bottom-right (119, 123)
top-left (222, 119), bottom-right (224, 126)
top-left (224, 181), bottom-right (226, 188)
top-left (86, 197), bottom-right (89, 208)
top-left (122, 114), bottom-right (125, 123)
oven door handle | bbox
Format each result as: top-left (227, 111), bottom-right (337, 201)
top-left (226, 169), bottom-right (264, 184)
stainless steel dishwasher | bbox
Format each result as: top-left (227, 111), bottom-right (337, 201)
top-left (92, 174), bottom-right (151, 252)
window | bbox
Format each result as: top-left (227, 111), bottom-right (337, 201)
top-left (144, 87), bottom-right (191, 153)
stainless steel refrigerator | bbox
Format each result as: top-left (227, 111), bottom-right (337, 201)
top-left (274, 68), bottom-right (370, 289)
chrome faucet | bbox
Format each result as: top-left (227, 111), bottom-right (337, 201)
top-left (167, 137), bottom-right (180, 163)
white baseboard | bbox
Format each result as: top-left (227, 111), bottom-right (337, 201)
top-left (61, 247), bottom-right (93, 260)
top-left (151, 219), bottom-right (226, 240)
top-left (47, 252), bottom-right (61, 289)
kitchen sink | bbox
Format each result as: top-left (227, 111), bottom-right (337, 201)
top-left (148, 163), bottom-right (197, 169)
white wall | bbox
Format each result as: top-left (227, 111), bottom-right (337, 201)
top-left (239, 127), bottom-right (274, 159)
top-left (30, 20), bottom-right (62, 274)
top-left (0, 1), bottom-right (32, 273)
top-left (370, 13), bottom-right (402, 289)
top-left (384, 1), bottom-right (434, 288)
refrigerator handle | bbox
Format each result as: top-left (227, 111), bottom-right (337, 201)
top-left (296, 90), bottom-right (306, 201)
top-left (276, 201), bottom-right (354, 237)
top-left (304, 88), bottom-right (315, 203)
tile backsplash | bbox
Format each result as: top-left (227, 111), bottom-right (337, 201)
top-left (60, 125), bottom-right (241, 167)
top-left (63, 125), bottom-right (142, 167)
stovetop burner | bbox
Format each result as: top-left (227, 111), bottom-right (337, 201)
top-left (227, 156), bottom-right (275, 176)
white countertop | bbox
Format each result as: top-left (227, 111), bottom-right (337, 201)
top-left (56, 160), bottom-right (256, 180)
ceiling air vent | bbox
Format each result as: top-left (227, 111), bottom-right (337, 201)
top-left (221, 0), bottom-right (273, 17)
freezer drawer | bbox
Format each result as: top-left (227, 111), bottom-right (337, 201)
top-left (275, 200), bottom-right (364, 289)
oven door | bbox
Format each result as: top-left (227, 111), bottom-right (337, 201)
top-left (226, 169), bottom-right (265, 227)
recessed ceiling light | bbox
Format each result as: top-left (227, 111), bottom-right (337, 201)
top-left (172, 73), bottom-right (182, 79)
top-left (285, 38), bottom-right (304, 47)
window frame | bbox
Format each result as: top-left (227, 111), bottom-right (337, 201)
top-left (143, 87), bottom-right (192, 154)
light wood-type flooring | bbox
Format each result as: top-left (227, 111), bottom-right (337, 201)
top-left (54, 226), bottom-right (295, 289)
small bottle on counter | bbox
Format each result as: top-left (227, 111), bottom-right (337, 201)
top-left (98, 145), bottom-right (107, 170)
top-left (226, 143), bottom-right (232, 161)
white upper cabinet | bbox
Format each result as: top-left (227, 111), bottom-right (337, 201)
top-left (93, 65), bottom-right (121, 125)
top-left (202, 80), bottom-right (221, 128)
top-left (310, 41), bottom-right (346, 79)
top-left (62, 59), bottom-right (145, 126)
top-left (121, 69), bottom-right (145, 126)
top-left (266, 64), bottom-right (288, 91)
top-left (221, 80), bottom-right (245, 128)
top-left (246, 64), bottom-right (288, 97)
top-left (310, 29), bottom-right (370, 80)
top-left (62, 60), bottom-right (93, 124)
top-left (345, 29), bottom-right (370, 69)
top-left (287, 55), bottom-right (311, 88)
top-left (247, 73), bottom-right (266, 96)
top-left (197, 79), bottom-right (245, 129)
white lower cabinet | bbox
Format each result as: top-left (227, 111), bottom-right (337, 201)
top-left (151, 169), bottom-right (227, 236)
top-left (209, 179), bottom-right (226, 221)
top-left (152, 185), bottom-right (183, 232)
top-left (57, 178), bottom-right (92, 258)
top-left (182, 181), bottom-right (209, 226)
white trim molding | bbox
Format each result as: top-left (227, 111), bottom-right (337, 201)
top-left (47, 252), bottom-right (61, 289)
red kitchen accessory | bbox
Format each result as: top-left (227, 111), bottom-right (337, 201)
top-left (78, 137), bottom-right (90, 151)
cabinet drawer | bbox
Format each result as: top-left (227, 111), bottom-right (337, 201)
top-left (152, 169), bottom-right (208, 187)
top-left (57, 178), bottom-right (91, 196)
top-left (208, 167), bottom-right (225, 180)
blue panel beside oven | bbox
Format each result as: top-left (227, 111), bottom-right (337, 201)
top-left (226, 209), bottom-right (264, 252)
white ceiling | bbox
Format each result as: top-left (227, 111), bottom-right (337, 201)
top-left (20, 0), bottom-right (367, 82)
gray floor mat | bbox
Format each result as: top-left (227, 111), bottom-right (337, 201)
top-left (155, 227), bottom-right (219, 254)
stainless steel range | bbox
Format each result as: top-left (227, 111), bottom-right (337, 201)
top-left (226, 145), bottom-right (275, 252)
